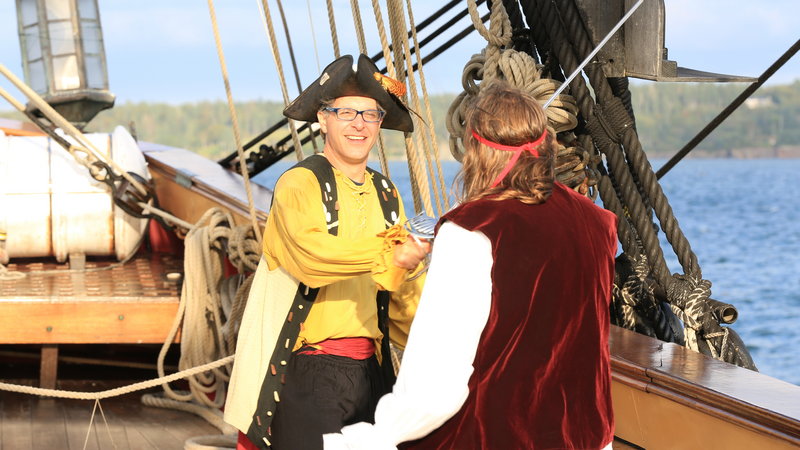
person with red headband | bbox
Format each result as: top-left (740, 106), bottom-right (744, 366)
top-left (324, 79), bottom-right (617, 449)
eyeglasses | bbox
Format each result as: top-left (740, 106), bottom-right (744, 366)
top-left (322, 107), bottom-right (385, 123)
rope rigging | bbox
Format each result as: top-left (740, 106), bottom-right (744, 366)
top-left (455, 0), bottom-right (756, 369)
top-left (5, 3), bottom-right (789, 446)
top-left (223, 0), bottom-right (462, 217)
top-left (152, 208), bottom-right (259, 428)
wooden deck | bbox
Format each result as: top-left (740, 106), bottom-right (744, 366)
top-left (0, 253), bottom-right (184, 345)
top-left (0, 380), bottom-right (227, 450)
top-left (0, 253), bottom-right (185, 390)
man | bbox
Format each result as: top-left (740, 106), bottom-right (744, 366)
top-left (224, 54), bottom-right (430, 450)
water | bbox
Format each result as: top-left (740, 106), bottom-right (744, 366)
top-left (253, 158), bottom-right (800, 385)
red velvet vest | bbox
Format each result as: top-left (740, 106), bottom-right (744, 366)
top-left (402, 183), bottom-right (617, 450)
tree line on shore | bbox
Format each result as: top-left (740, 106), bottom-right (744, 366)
top-left (2, 80), bottom-right (798, 160)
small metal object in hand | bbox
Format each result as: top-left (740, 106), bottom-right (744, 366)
top-left (403, 213), bottom-right (437, 281)
top-left (404, 213), bottom-right (438, 241)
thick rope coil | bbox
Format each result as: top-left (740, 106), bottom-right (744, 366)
top-left (155, 208), bottom-right (260, 412)
top-left (467, 0), bottom-right (511, 79)
top-left (667, 275), bottom-right (711, 353)
top-left (554, 133), bottom-right (599, 197)
top-left (451, 0), bottom-right (584, 182)
top-left (515, 0), bottom-right (759, 369)
top-left (226, 225), bottom-right (260, 273)
top-left (612, 254), bottom-right (679, 343)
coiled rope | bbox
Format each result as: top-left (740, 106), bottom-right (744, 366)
top-left (449, 0), bottom-right (594, 195)
top-left (155, 209), bottom-right (259, 414)
top-left (517, 0), bottom-right (755, 369)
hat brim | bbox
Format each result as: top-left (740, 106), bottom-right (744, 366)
top-left (283, 54), bottom-right (413, 132)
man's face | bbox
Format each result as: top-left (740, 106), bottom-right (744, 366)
top-left (317, 96), bottom-right (382, 168)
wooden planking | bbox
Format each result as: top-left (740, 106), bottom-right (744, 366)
top-left (0, 254), bottom-right (182, 345)
top-left (610, 325), bottom-right (800, 448)
top-left (0, 390), bottom-right (34, 449)
top-left (0, 302), bottom-right (181, 344)
top-left (142, 143), bottom-right (271, 228)
top-left (0, 386), bottom-right (222, 450)
top-left (62, 397), bottom-right (133, 450)
top-left (30, 399), bottom-right (67, 449)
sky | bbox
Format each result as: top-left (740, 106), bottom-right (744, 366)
top-left (1, 0), bottom-right (798, 108)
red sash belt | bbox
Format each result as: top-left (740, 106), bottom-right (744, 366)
top-left (297, 337), bottom-right (375, 360)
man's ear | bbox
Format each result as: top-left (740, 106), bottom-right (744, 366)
top-left (317, 111), bottom-right (328, 134)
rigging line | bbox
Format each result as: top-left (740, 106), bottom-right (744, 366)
top-left (656, 37), bottom-right (800, 180)
top-left (397, 0), bottom-right (441, 216)
top-left (376, 13), bottom-right (489, 76)
top-left (405, 0), bottom-right (450, 213)
top-left (368, 0), bottom-right (483, 65)
top-left (207, 0), bottom-right (263, 245)
top-left (0, 85), bottom-right (190, 236)
top-left (542, 0), bottom-right (644, 109)
top-left (359, 0), bottom-right (390, 178)
top-left (0, 64), bottom-right (148, 197)
top-left (275, 0), bottom-right (305, 97)
top-left (256, 0), bottom-right (305, 162)
top-left (414, 14), bottom-right (488, 72)
top-left (307, 0), bottom-right (321, 73)
top-left (351, 0), bottom-right (369, 55)
top-left (386, 0), bottom-right (433, 216)
top-left (326, 0), bottom-right (341, 58)
top-left (276, 0), bottom-right (318, 151)
top-left (217, 11), bottom-right (487, 173)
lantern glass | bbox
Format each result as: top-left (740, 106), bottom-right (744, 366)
top-left (23, 26), bottom-right (41, 61)
top-left (49, 21), bottom-right (76, 55)
top-left (44, 0), bottom-right (70, 21)
top-left (77, 0), bottom-right (97, 20)
top-left (28, 59), bottom-right (47, 93)
top-left (20, 0), bottom-right (37, 26)
top-left (52, 55), bottom-right (80, 91)
top-left (15, 0), bottom-right (114, 128)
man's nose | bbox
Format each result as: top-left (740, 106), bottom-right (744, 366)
top-left (351, 114), bottom-right (367, 128)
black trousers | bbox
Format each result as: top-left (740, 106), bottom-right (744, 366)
top-left (270, 352), bottom-right (389, 450)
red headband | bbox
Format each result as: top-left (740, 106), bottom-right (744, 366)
top-left (470, 129), bottom-right (548, 187)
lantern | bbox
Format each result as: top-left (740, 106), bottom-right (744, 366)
top-left (16, 0), bottom-right (115, 129)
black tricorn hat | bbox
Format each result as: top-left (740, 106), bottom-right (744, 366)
top-left (283, 54), bottom-right (413, 132)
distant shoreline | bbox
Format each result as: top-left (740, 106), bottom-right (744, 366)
top-left (378, 145), bottom-right (800, 162)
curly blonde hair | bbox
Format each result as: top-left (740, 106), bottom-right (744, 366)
top-left (455, 80), bottom-right (555, 205)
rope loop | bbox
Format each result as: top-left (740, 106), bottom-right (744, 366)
top-left (554, 134), bottom-right (598, 195)
top-left (461, 52), bottom-right (485, 95)
top-left (597, 97), bottom-right (636, 143)
top-left (467, 0), bottom-right (511, 48)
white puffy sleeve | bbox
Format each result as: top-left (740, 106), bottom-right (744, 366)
top-left (323, 220), bottom-right (493, 449)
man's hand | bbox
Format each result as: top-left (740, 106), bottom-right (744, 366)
top-left (392, 237), bottom-right (431, 270)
